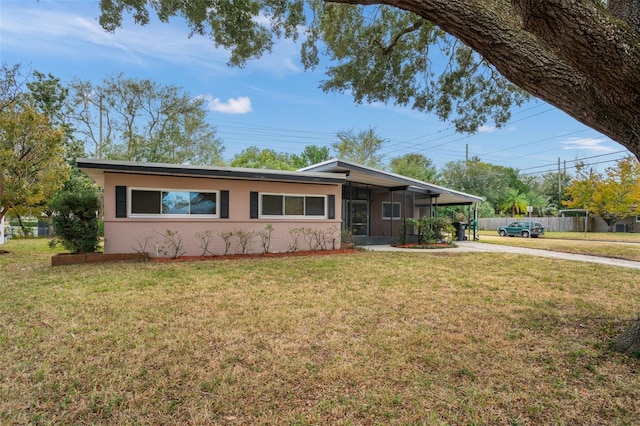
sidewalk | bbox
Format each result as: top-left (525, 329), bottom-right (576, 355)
top-left (361, 241), bottom-right (640, 270)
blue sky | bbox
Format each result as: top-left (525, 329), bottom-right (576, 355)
top-left (0, 0), bottom-right (632, 176)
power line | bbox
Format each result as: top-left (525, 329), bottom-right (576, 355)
top-left (378, 103), bottom-right (553, 155)
top-left (209, 103), bottom-right (629, 177)
top-left (519, 157), bottom-right (628, 176)
top-left (518, 150), bottom-right (629, 172)
top-left (481, 129), bottom-right (589, 157)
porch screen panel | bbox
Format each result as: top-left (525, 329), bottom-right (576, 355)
top-left (382, 202), bottom-right (401, 219)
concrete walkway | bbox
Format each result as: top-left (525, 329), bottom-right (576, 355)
top-left (362, 241), bottom-right (640, 270)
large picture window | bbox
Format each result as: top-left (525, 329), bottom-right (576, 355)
top-left (382, 202), bottom-right (401, 220)
top-left (260, 193), bottom-right (326, 218)
top-left (130, 189), bottom-right (218, 217)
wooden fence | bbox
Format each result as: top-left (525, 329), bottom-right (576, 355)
top-left (478, 217), bottom-right (588, 232)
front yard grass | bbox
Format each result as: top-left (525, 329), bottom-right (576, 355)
top-left (1, 238), bottom-right (639, 424)
top-left (478, 231), bottom-right (640, 262)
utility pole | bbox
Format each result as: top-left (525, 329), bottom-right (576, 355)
top-left (99, 94), bottom-right (103, 159)
top-left (465, 144), bottom-right (469, 162)
top-left (558, 157), bottom-right (561, 204)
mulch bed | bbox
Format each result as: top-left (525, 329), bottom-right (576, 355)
top-left (51, 252), bottom-right (148, 266)
top-left (391, 242), bottom-right (457, 249)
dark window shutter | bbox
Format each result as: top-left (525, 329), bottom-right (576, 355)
top-left (220, 190), bottom-right (229, 219)
top-left (328, 194), bottom-right (335, 219)
top-left (250, 191), bottom-right (259, 219)
top-left (115, 186), bottom-right (127, 218)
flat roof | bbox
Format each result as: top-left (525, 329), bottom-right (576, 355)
top-left (78, 158), bottom-right (483, 205)
top-left (300, 158), bottom-right (483, 205)
top-left (77, 158), bottom-right (347, 187)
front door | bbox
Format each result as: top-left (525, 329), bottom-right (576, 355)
top-left (351, 201), bottom-right (368, 235)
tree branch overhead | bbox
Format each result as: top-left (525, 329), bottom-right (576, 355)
top-left (98, 0), bottom-right (640, 157)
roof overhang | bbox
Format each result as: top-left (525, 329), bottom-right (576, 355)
top-left (299, 158), bottom-right (483, 206)
top-left (78, 158), bottom-right (347, 187)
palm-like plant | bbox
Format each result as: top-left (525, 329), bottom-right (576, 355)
top-left (524, 192), bottom-right (550, 216)
top-left (498, 189), bottom-right (528, 215)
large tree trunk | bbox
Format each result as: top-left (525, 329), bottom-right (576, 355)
top-left (612, 315), bottom-right (640, 357)
top-left (332, 0), bottom-right (640, 158)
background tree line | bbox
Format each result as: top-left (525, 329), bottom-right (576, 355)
top-left (2, 62), bottom-right (638, 234)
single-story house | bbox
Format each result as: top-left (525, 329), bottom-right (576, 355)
top-left (78, 158), bottom-right (482, 257)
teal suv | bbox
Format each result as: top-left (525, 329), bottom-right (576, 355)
top-left (497, 221), bottom-right (544, 238)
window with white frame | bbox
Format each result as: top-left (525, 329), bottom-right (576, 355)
top-left (382, 202), bottom-right (401, 220)
top-left (636, 215), bottom-right (640, 222)
top-left (259, 193), bottom-right (326, 218)
top-left (130, 188), bottom-right (218, 217)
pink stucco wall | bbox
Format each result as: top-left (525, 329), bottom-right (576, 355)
top-left (103, 172), bottom-right (343, 257)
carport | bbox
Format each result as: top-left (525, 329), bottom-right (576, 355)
top-left (300, 159), bottom-right (483, 244)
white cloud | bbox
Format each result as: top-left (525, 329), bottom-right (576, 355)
top-left (200, 95), bottom-right (253, 114)
top-left (478, 125), bottom-right (497, 133)
top-left (561, 137), bottom-right (616, 152)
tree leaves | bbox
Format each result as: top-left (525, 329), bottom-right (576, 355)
top-left (332, 127), bottom-right (384, 167)
top-left (389, 153), bottom-right (438, 182)
top-left (0, 104), bottom-right (69, 221)
top-left (67, 74), bottom-right (225, 165)
top-left (563, 157), bottom-right (640, 228)
top-left (98, 0), bottom-right (529, 133)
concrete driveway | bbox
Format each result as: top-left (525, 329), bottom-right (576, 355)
top-left (363, 240), bottom-right (640, 270)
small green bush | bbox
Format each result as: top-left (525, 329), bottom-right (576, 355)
top-left (405, 217), bottom-right (455, 244)
top-left (49, 188), bottom-right (101, 253)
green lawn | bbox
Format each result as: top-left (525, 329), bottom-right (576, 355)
top-left (477, 231), bottom-right (640, 262)
top-left (1, 238), bottom-right (639, 424)
top-left (542, 231), bottom-right (640, 242)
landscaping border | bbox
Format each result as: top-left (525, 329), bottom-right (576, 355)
top-left (51, 252), bottom-right (148, 266)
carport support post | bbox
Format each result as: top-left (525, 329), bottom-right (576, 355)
top-left (391, 190), bottom-right (394, 241)
top-left (403, 190), bottom-right (407, 244)
top-left (348, 181), bottom-right (352, 234)
top-left (474, 204), bottom-right (478, 241)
